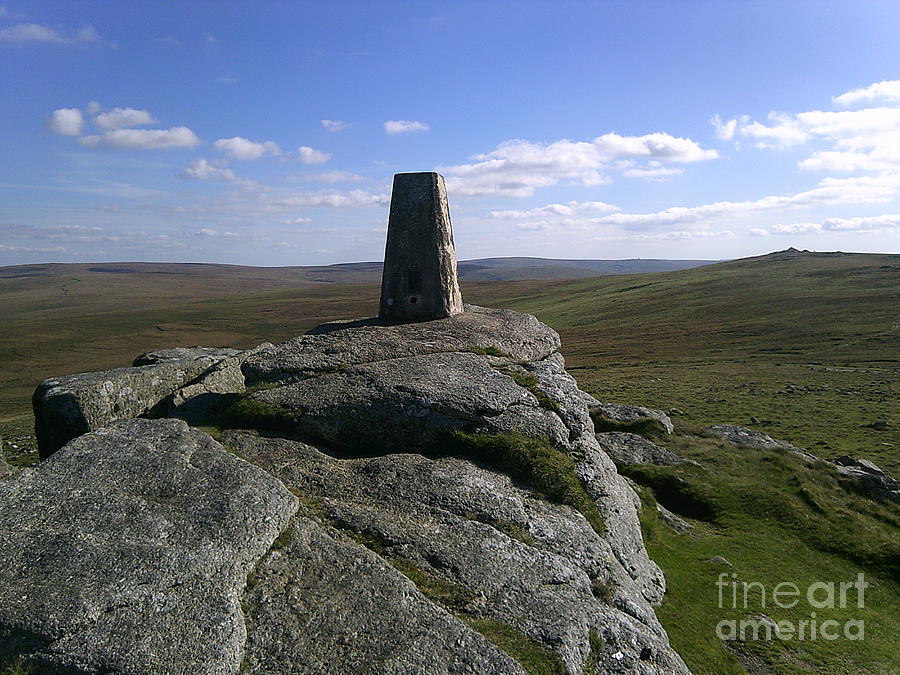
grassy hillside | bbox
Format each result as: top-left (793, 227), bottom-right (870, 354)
top-left (0, 249), bottom-right (897, 674)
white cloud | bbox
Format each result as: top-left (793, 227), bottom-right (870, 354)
top-left (196, 227), bottom-right (239, 238)
top-left (823, 214), bottom-right (900, 231)
top-left (297, 146), bottom-right (331, 165)
top-left (762, 215), bottom-right (900, 235)
top-left (47, 108), bottom-right (83, 135)
top-left (272, 189), bottom-right (387, 208)
top-left (321, 119), bottom-right (349, 132)
top-left (213, 136), bottom-right (280, 160)
top-left (490, 200), bottom-right (619, 220)
top-left (770, 222), bottom-right (822, 234)
top-left (739, 113), bottom-right (810, 149)
top-left (94, 107), bottom-right (158, 130)
top-left (384, 120), bottom-right (429, 135)
top-left (78, 126), bottom-right (202, 150)
top-left (750, 228), bottom-right (769, 237)
top-left (283, 217), bottom-right (312, 224)
top-left (216, 74), bottom-right (238, 85)
top-left (0, 23), bottom-right (99, 44)
top-left (623, 166), bottom-right (683, 180)
top-left (440, 132), bottom-right (716, 197)
top-left (181, 158), bottom-right (236, 181)
top-left (834, 80), bottom-right (900, 107)
top-left (710, 114), bottom-right (739, 141)
top-left (85, 101), bottom-right (102, 114)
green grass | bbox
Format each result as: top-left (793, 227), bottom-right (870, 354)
top-left (627, 430), bottom-right (900, 674)
top-left (501, 369), bottom-right (564, 416)
top-left (0, 659), bottom-right (35, 675)
top-left (466, 345), bottom-right (512, 358)
top-left (451, 431), bottom-right (605, 537)
top-left (461, 617), bottom-right (566, 675)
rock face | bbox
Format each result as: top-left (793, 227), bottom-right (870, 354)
top-left (33, 346), bottom-right (264, 459)
top-left (0, 419), bottom-right (297, 673)
top-left (584, 398), bottom-right (674, 435)
top-left (595, 432), bottom-right (693, 467)
top-left (16, 306), bottom-right (690, 674)
top-left (379, 172), bottom-right (464, 322)
top-left (32, 352), bottom-right (231, 458)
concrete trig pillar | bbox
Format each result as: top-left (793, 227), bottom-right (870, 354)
top-left (379, 172), bottom-right (464, 322)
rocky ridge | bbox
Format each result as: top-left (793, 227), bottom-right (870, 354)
top-left (4, 305), bottom-right (690, 674)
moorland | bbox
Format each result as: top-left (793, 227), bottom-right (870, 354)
top-left (0, 249), bottom-right (897, 674)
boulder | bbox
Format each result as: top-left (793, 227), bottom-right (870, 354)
top-left (595, 432), bottom-right (693, 467)
top-left (830, 455), bottom-right (900, 503)
top-left (706, 424), bottom-right (818, 462)
top-left (0, 418), bottom-right (297, 673)
top-left (228, 431), bottom-right (689, 675)
top-left (249, 351), bottom-right (570, 452)
top-left (168, 342), bottom-right (274, 421)
top-left (582, 396), bottom-right (674, 435)
top-left (33, 354), bottom-right (229, 458)
top-left (242, 304), bottom-right (561, 385)
top-left (133, 346), bottom-right (241, 366)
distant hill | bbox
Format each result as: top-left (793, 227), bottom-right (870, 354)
top-left (0, 256), bottom-right (713, 287)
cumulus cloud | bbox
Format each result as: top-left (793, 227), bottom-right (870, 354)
top-left (47, 108), bottom-right (83, 135)
top-left (181, 158), bottom-right (236, 181)
top-left (623, 166), bottom-right (683, 180)
top-left (297, 146), bottom-right (331, 165)
top-left (196, 227), bottom-right (239, 238)
top-left (717, 80), bottom-right (900, 172)
top-left (85, 101), bottom-right (102, 114)
top-left (0, 23), bottom-right (99, 44)
top-left (490, 200), bottom-right (619, 220)
top-left (94, 107), bottom-right (158, 130)
top-left (213, 136), bottom-right (280, 160)
top-left (321, 119), bottom-right (349, 132)
top-left (439, 132), bottom-right (716, 197)
top-left (758, 215), bottom-right (900, 236)
top-left (78, 126), bottom-right (202, 150)
top-left (384, 120), bottom-right (429, 135)
top-left (710, 114), bottom-right (739, 141)
top-left (834, 80), bottom-right (900, 107)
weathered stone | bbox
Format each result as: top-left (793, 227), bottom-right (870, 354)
top-left (33, 356), bottom-right (227, 458)
top-left (243, 304), bottom-right (560, 385)
top-left (582, 395), bottom-right (674, 435)
top-left (168, 342), bottom-right (274, 421)
top-left (133, 346), bottom-right (240, 366)
top-left (0, 418), bottom-right (297, 673)
top-left (830, 455), bottom-right (900, 503)
top-left (250, 350), bottom-right (570, 452)
top-left (706, 424), bottom-right (818, 461)
top-left (242, 513), bottom-right (524, 675)
top-left (595, 432), bottom-right (694, 467)
top-left (656, 503), bottom-right (694, 535)
top-left (379, 172), bottom-right (463, 322)
top-left (227, 431), bottom-right (689, 675)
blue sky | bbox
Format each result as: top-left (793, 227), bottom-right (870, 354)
top-left (2, 1), bottom-right (900, 266)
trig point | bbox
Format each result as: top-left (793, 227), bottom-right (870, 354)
top-left (379, 172), bottom-right (464, 322)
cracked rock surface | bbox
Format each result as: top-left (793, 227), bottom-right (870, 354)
top-left (0, 418), bottom-right (297, 674)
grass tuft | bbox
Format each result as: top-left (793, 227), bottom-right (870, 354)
top-left (451, 431), bottom-right (605, 537)
top-left (466, 345), bottom-right (511, 358)
top-left (461, 617), bottom-right (566, 675)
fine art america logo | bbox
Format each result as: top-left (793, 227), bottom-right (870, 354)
top-left (716, 573), bottom-right (868, 641)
